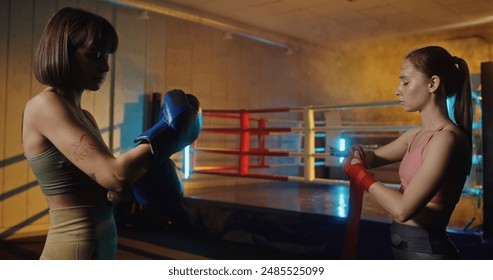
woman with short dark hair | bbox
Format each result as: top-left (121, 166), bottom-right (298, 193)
top-left (23, 7), bottom-right (152, 260)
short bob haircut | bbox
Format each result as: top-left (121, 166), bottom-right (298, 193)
top-left (34, 7), bottom-right (118, 88)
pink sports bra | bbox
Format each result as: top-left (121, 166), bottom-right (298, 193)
top-left (398, 124), bottom-right (461, 205)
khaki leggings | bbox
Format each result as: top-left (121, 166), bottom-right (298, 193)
top-left (40, 204), bottom-right (117, 260)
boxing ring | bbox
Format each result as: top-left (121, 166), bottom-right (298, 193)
top-left (183, 97), bottom-right (483, 192)
top-left (173, 98), bottom-right (484, 259)
top-left (188, 101), bottom-right (411, 186)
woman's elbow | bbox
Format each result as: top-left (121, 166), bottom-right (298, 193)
top-left (107, 183), bottom-right (125, 193)
top-left (393, 215), bottom-right (410, 223)
top-left (99, 173), bottom-right (132, 192)
top-left (113, 174), bottom-right (134, 192)
top-left (392, 208), bottom-right (414, 223)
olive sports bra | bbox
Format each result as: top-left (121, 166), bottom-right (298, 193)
top-left (26, 146), bottom-right (104, 196)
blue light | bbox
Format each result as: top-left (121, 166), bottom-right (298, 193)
top-left (337, 190), bottom-right (348, 218)
top-left (472, 121), bottom-right (482, 130)
top-left (338, 138), bottom-right (346, 163)
top-left (472, 155), bottom-right (482, 165)
top-left (183, 145), bottom-right (190, 179)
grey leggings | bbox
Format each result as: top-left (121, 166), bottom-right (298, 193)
top-left (40, 204), bottom-right (117, 260)
top-left (390, 222), bottom-right (459, 260)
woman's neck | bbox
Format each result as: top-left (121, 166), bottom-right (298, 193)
top-left (419, 101), bottom-right (451, 131)
top-left (50, 86), bottom-right (83, 108)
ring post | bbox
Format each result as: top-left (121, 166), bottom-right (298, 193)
top-left (303, 107), bottom-right (315, 181)
top-left (240, 110), bottom-right (250, 175)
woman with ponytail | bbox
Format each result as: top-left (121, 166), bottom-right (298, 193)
top-left (343, 46), bottom-right (472, 259)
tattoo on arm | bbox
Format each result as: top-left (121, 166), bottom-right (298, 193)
top-left (72, 134), bottom-right (95, 162)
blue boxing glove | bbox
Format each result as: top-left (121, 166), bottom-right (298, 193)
top-left (135, 89), bottom-right (202, 163)
top-left (132, 158), bottom-right (184, 220)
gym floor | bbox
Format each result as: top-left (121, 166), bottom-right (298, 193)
top-left (0, 181), bottom-right (490, 260)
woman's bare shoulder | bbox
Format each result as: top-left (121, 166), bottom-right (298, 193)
top-left (427, 124), bottom-right (470, 154)
top-left (442, 124), bottom-right (470, 144)
top-left (25, 88), bottom-right (66, 115)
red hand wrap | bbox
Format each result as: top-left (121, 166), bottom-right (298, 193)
top-left (344, 163), bottom-right (377, 192)
top-left (343, 146), bottom-right (364, 172)
top-left (350, 145), bottom-right (366, 165)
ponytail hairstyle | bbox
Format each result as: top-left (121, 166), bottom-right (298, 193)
top-left (406, 46), bottom-right (472, 171)
top-left (34, 7), bottom-right (118, 89)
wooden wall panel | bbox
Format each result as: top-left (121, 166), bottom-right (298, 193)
top-left (145, 13), bottom-right (167, 96)
top-left (247, 46), bottom-right (263, 109)
top-left (80, 1), bottom-right (114, 146)
top-left (210, 32), bottom-right (228, 110)
top-left (166, 19), bottom-right (193, 92)
top-left (93, 2), bottom-right (116, 146)
top-left (236, 41), bottom-right (255, 110)
top-left (56, 0), bottom-right (77, 9)
top-left (0, 0), bottom-right (9, 229)
top-left (190, 24), bottom-right (212, 102)
top-left (113, 6), bottom-right (146, 153)
top-left (225, 41), bottom-right (241, 110)
top-left (31, 0), bottom-right (56, 97)
top-left (3, 0), bottom-right (33, 227)
top-left (78, 0), bottom-right (99, 115)
top-left (209, 32), bottom-right (236, 174)
top-left (257, 49), bottom-right (274, 108)
top-left (26, 0), bottom-right (57, 227)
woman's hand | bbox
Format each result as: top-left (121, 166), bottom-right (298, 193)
top-left (343, 148), bottom-right (376, 192)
